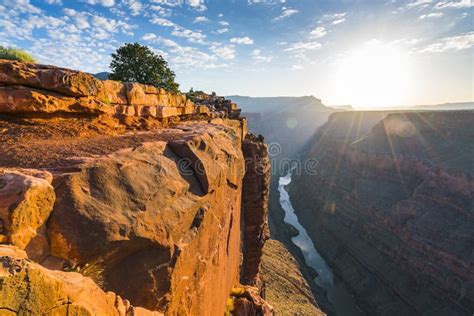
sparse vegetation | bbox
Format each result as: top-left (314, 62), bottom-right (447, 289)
top-left (109, 42), bottom-right (179, 93)
top-left (186, 87), bottom-right (206, 101)
top-left (0, 46), bottom-right (36, 63)
top-left (63, 260), bottom-right (106, 288)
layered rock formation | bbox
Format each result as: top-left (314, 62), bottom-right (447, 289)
top-left (0, 60), bottom-right (272, 315)
top-left (0, 59), bottom-right (245, 119)
top-left (291, 111), bottom-right (474, 315)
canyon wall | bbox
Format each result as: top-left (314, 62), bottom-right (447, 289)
top-left (291, 111), bottom-right (473, 315)
top-left (0, 59), bottom-right (271, 315)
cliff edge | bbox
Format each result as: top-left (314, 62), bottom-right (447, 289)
top-left (0, 59), bottom-right (272, 315)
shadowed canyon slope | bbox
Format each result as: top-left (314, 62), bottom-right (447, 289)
top-left (290, 110), bottom-right (473, 315)
top-left (0, 59), bottom-right (301, 315)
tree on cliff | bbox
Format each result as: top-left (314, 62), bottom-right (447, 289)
top-left (109, 43), bottom-right (179, 93)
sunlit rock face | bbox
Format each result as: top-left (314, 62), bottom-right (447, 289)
top-left (0, 61), bottom-right (273, 315)
top-left (291, 111), bottom-right (474, 315)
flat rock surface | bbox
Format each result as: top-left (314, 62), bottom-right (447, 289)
top-left (0, 114), bottom-right (224, 169)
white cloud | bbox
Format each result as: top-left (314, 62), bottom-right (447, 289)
top-left (419, 12), bottom-right (444, 18)
top-left (151, 0), bottom-right (206, 10)
top-left (434, 0), bottom-right (473, 9)
top-left (252, 49), bottom-right (272, 62)
top-left (417, 32), bottom-right (474, 52)
top-left (230, 36), bottom-right (254, 45)
top-left (2, 0), bottom-right (41, 14)
top-left (172, 26), bottom-right (206, 43)
top-left (321, 12), bottom-right (346, 25)
top-left (284, 41), bottom-right (321, 52)
top-left (210, 45), bottom-right (235, 59)
top-left (141, 34), bottom-right (227, 69)
top-left (151, 0), bottom-right (181, 7)
top-left (142, 33), bottom-right (157, 41)
top-left (150, 17), bottom-right (176, 26)
top-left (83, 0), bottom-right (115, 7)
top-left (194, 16), bottom-right (210, 23)
top-left (310, 26), bottom-right (327, 39)
top-left (291, 64), bottom-right (303, 70)
top-left (405, 0), bottom-right (432, 9)
top-left (248, 0), bottom-right (286, 4)
top-left (274, 7), bottom-right (298, 21)
top-left (187, 0), bottom-right (206, 11)
top-left (332, 18), bottom-right (346, 25)
top-left (149, 5), bottom-right (172, 16)
top-left (45, 0), bottom-right (62, 4)
top-left (214, 28), bottom-right (228, 34)
top-left (122, 0), bottom-right (143, 16)
top-left (218, 20), bottom-right (229, 26)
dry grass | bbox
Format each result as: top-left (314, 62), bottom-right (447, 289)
top-left (0, 46), bottom-right (36, 63)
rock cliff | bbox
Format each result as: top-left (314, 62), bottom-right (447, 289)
top-left (0, 60), bottom-right (272, 315)
top-left (291, 111), bottom-right (474, 315)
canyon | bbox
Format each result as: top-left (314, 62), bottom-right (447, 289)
top-left (289, 111), bottom-right (473, 315)
top-left (1, 58), bottom-right (472, 316)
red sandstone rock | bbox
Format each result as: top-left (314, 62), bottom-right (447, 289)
top-left (0, 85), bottom-right (115, 114)
top-left (233, 286), bottom-right (273, 316)
top-left (0, 169), bottom-right (55, 249)
top-left (0, 245), bottom-right (162, 315)
top-left (0, 59), bottom-right (102, 97)
top-left (46, 122), bottom-right (246, 314)
top-left (99, 80), bottom-right (128, 105)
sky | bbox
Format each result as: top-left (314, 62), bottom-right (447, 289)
top-left (1, 0), bottom-right (473, 108)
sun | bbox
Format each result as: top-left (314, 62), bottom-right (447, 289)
top-left (335, 40), bottom-right (413, 109)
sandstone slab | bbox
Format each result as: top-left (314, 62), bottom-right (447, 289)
top-left (0, 169), bottom-right (55, 249)
top-left (0, 59), bottom-right (101, 97)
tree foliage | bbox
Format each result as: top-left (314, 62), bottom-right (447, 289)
top-left (0, 46), bottom-right (36, 63)
top-left (109, 43), bottom-right (179, 93)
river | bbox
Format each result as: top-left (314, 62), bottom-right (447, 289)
top-left (278, 171), bottom-right (365, 316)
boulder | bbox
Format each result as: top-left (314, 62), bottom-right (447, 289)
top-left (232, 286), bottom-right (273, 316)
top-left (0, 169), bottom-right (55, 249)
top-left (0, 245), bottom-right (162, 316)
top-left (0, 59), bottom-right (102, 97)
top-left (169, 131), bottom-right (243, 194)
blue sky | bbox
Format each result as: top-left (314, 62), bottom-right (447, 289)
top-left (1, 0), bottom-right (473, 108)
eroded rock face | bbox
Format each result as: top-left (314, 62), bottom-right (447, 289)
top-left (0, 59), bottom-right (102, 97)
top-left (291, 111), bottom-right (474, 315)
top-left (240, 134), bottom-right (270, 288)
top-left (0, 245), bottom-right (161, 316)
top-left (0, 85), bottom-right (115, 114)
top-left (47, 122), bottom-right (246, 314)
top-left (0, 169), bottom-right (55, 249)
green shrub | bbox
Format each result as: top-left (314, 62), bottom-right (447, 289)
top-left (0, 46), bottom-right (37, 63)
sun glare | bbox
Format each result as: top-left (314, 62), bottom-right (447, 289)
top-left (336, 40), bottom-right (413, 109)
